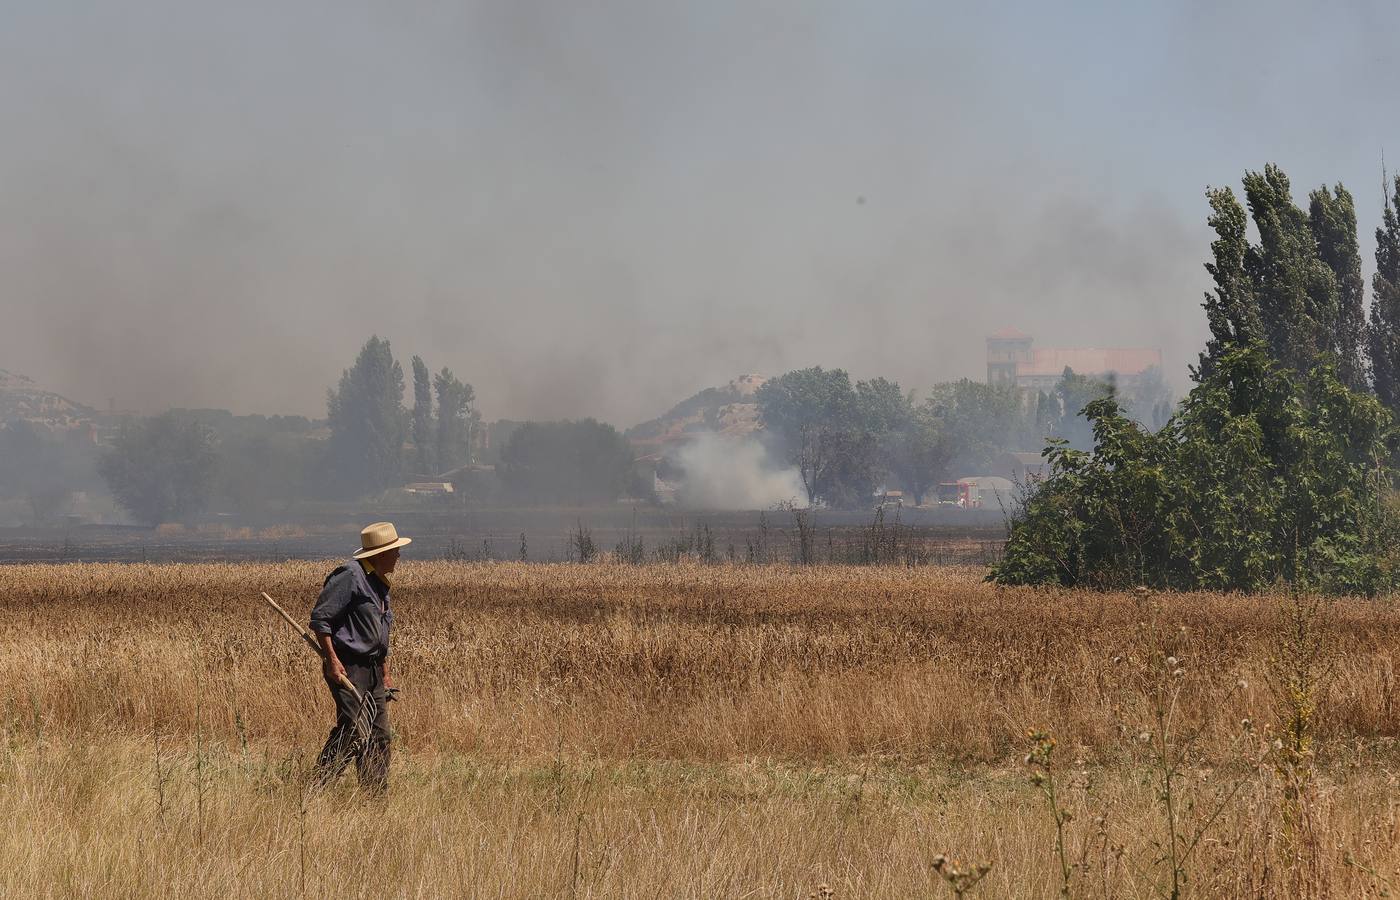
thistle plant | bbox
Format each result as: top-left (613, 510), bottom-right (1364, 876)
top-left (1025, 730), bottom-right (1074, 897)
top-left (1267, 588), bottom-right (1335, 889)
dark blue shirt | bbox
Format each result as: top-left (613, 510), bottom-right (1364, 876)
top-left (309, 559), bottom-right (393, 660)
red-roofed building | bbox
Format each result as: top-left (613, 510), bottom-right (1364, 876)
top-left (987, 334), bottom-right (1161, 392)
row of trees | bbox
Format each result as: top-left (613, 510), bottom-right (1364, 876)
top-left (994, 166), bottom-right (1400, 594)
top-left (754, 364), bottom-right (1154, 508)
top-left (325, 336), bottom-right (477, 495)
top-left (91, 336), bottom-right (649, 522)
top-left (91, 338), bottom-right (481, 523)
top-left (497, 419), bottom-right (642, 505)
top-left (1198, 166), bottom-right (1400, 410)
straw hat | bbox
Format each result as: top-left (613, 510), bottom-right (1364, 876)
top-left (352, 521), bottom-right (412, 559)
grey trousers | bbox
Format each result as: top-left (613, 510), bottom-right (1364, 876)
top-left (313, 658), bottom-right (391, 792)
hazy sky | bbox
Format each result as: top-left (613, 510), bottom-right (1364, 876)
top-left (2, 1), bottom-right (1398, 425)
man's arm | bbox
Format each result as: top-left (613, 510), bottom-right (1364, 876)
top-left (316, 633), bottom-right (348, 686)
top-left (309, 569), bottom-right (352, 685)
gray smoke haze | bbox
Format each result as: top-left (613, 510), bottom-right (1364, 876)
top-left (674, 432), bottom-right (806, 510)
top-left (2, 1), bottom-right (1398, 425)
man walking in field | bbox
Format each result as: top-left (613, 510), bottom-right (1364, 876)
top-left (309, 521), bottom-right (410, 793)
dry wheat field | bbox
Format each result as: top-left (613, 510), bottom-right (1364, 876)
top-left (6, 561), bottom-right (1400, 898)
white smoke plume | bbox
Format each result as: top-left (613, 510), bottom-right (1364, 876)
top-left (673, 433), bottom-right (807, 510)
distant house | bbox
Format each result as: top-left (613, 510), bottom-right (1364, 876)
top-left (403, 482), bottom-right (454, 496)
top-left (986, 331), bottom-right (1161, 393)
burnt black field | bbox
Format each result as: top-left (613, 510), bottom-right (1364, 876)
top-left (0, 505), bottom-right (1007, 565)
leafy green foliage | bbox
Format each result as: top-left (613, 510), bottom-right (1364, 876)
top-left (993, 342), bottom-right (1394, 593)
top-left (1310, 184), bottom-right (1367, 390)
top-left (1241, 165), bottom-right (1341, 374)
top-left (1199, 167), bottom-right (1353, 381)
top-left (98, 412), bottom-right (219, 525)
top-left (1198, 186), bottom-right (1262, 377)
top-left (756, 367), bottom-right (908, 507)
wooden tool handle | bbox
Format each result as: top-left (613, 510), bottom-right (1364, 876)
top-left (260, 591), bottom-right (364, 702)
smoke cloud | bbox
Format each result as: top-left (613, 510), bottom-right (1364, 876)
top-left (1, 2), bottom-right (1397, 426)
top-left (673, 433), bottom-right (806, 511)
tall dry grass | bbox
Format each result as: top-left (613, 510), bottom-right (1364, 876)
top-left (5, 561), bottom-right (1400, 896)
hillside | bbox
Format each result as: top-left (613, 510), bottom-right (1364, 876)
top-left (0, 369), bottom-right (94, 430)
top-left (626, 374), bottom-right (767, 456)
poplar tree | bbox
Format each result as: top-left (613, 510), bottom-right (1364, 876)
top-left (1310, 184), bottom-right (1367, 390)
top-left (410, 356), bottom-right (435, 476)
top-left (1198, 166), bottom-right (1357, 383)
top-left (1197, 187), bottom-right (1261, 377)
top-left (1369, 176), bottom-right (1400, 414)
top-left (325, 336), bottom-right (407, 495)
top-left (1241, 165), bottom-right (1339, 375)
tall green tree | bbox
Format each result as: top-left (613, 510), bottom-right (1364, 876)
top-left (433, 368), bottom-right (475, 474)
top-left (98, 412), bottom-right (219, 524)
top-left (1369, 176), bottom-right (1400, 415)
top-left (757, 368), bottom-right (906, 507)
top-left (1199, 166), bottom-right (1358, 384)
top-left (410, 355), bottom-right (435, 476)
top-left (1310, 184), bottom-right (1367, 390)
top-left (1198, 186), bottom-right (1262, 376)
top-left (854, 377), bottom-right (909, 434)
top-left (325, 336), bottom-right (407, 496)
top-left (1241, 165), bottom-right (1340, 374)
top-left (756, 367), bottom-right (858, 505)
